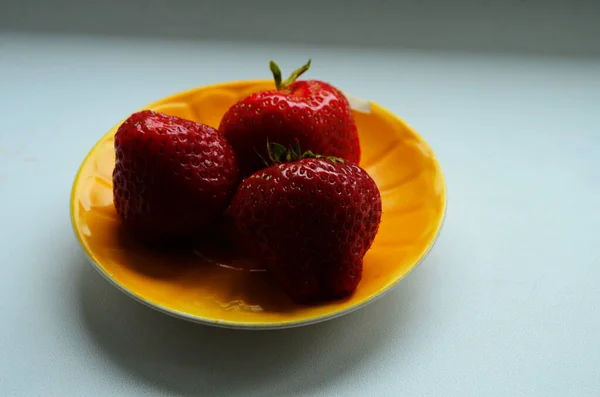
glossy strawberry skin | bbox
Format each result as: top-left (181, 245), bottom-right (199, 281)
top-left (229, 158), bottom-right (381, 303)
top-left (219, 80), bottom-right (361, 177)
top-left (113, 110), bottom-right (240, 244)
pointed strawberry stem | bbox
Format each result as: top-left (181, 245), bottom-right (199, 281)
top-left (254, 146), bottom-right (270, 167)
top-left (266, 141), bottom-right (344, 165)
top-left (269, 59), bottom-right (312, 90)
top-left (269, 61), bottom-right (283, 90)
top-left (266, 139), bottom-right (288, 164)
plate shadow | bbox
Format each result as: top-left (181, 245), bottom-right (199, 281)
top-left (76, 254), bottom-right (428, 396)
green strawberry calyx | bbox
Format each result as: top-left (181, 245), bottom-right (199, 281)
top-left (265, 140), bottom-right (344, 165)
top-left (269, 59), bottom-right (312, 90)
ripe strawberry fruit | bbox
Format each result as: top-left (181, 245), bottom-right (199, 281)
top-left (229, 143), bottom-right (381, 303)
top-left (112, 110), bottom-right (240, 245)
top-left (219, 60), bottom-right (361, 177)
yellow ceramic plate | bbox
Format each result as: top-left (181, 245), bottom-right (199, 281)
top-left (71, 80), bottom-right (446, 329)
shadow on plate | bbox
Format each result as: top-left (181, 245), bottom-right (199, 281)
top-left (76, 252), bottom-right (429, 397)
top-left (83, 205), bottom-right (297, 312)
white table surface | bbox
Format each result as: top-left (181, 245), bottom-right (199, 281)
top-left (1, 31), bottom-right (599, 396)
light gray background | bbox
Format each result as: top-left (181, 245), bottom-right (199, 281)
top-left (1, 1), bottom-right (599, 396)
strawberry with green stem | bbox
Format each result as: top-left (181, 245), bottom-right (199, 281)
top-left (229, 142), bottom-right (381, 303)
top-left (220, 59), bottom-right (361, 177)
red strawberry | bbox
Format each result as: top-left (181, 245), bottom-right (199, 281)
top-left (219, 60), bottom-right (361, 177)
top-left (112, 110), bottom-right (240, 245)
top-left (229, 143), bottom-right (381, 303)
